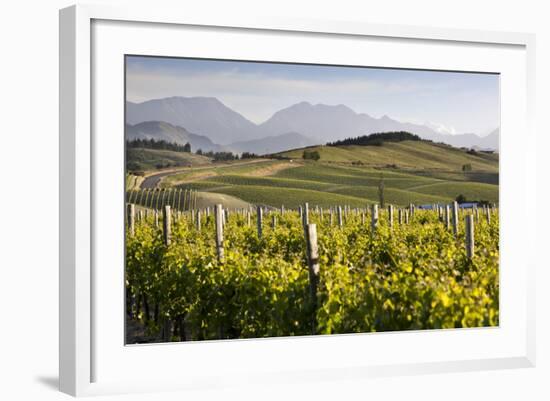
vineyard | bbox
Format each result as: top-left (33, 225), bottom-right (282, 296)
top-left (125, 199), bottom-right (499, 343)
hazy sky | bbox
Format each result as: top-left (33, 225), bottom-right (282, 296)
top-left (126, 56), bottom-right (500, 136)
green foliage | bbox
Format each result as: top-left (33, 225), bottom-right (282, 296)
top-left (456, 194), bottom-right (467, 203)
top-left (303, 150), bottom-right (321, 161)
top-left (327, 131), bottom-right (422, 147)
top-left (126, 206), bottom-right (499, 342)
top-left (174, 160), bottom-right (498, 208)
top-left (126, 148), bottom-right (211, 172)
top-left (280, 140), bottom-right (499, 172)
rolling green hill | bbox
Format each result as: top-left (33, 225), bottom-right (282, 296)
top-left (279, 141), bottom-right (498, 172)
top-left (126, 147), bottom-right (212, 172)
top-left (127, 140), bottom-right (499, 208)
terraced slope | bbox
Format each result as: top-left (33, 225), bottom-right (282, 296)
top-left (127, 140), bottom-right (499, 208)
top-left (173, 160), bottom-right (498, 208)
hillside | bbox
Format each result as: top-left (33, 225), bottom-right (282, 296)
top-left (164, 156), bottom-right (498, 208)
top-left (126, 147), bottom-right (212, 172)
top-left (126, 138), bottom-right (499, 208)
top-left (228, 132), bottom-right (318, 154)
top-left (126, 121), bottom-right (222, 152)
top-left (279, 140), bottom-right (498, 172)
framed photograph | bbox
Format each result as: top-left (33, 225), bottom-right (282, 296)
top-left (59, 4), bottom-right (536, 396)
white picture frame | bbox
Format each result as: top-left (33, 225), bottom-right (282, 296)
top-left (59, 4), bottom-right (536, 397)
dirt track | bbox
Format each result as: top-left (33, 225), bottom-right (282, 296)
top-left (139, 159), bottom-right (272, 189)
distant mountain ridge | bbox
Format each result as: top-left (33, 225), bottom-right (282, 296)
top-left (126, 97), bottom-right (499, 153)
top-left (126, 97), bottom-right (259, 145)
top-left (227, 132), bottom-right (317, 154)
top-left (125, 121), bottom-right (222, 152)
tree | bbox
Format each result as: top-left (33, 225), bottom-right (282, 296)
top-left (183, 142), bottom-right (191, 153)
top-left (241, 152), bottom-right (259, 159)
top-left (303, 150), bottom-right (320, 161)
top-left (378, 173), bottom-right (385, 208)
top-left (327, 131), bottom-right (422, 147)
top-left (456, 194), bottom-right (467, 203)
top-left (462, 163), bottom-right (472, 172)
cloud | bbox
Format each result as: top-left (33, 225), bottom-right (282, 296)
top-left (424, 122), bottom-right (458, 136)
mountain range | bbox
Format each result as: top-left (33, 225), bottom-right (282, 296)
top-left (126, 96), bottom-right (499, 154)
top-left (125, 121), bottom-right (222, 152)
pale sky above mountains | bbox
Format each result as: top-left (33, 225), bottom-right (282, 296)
top-left (126, 55), bottom-right (500, 136)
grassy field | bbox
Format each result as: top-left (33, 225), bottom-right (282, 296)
top-left (126, 148), bottom-right (212, 172)
top-left (280, 141), bottom-right (498, 172)
top-left (128, 140), bottom-right (499, 208)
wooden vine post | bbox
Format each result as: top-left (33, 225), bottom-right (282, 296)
top-left (337, 206), bottom-right (343, 228)
top-left (303, 202), bottom-right (310, 228)
top-left (485, 206), bottom-right (491, 224)
top-left (398, 208), bottom-right (403, 225)
top-left (305, 223), bottom-right (320, 335)
top-left (465, 214), bottom-right (474, 259)
top-left (371, 204), bottom-right (379, 236)
top-left (452, 201), bottom-right (459, 237)
top-left (163, 205), bottom-right (171, 246)
top-left (388, 204), bottom-right (394, 230)
top-left (127, 203), bottom-right (135, 236)
top-left (160, 189), bottom-right (167, 209)
top-left (196, 210), bottom-right (201, 232)
top-left (272, 214), bottom-right (277, 229)
top-left (257, 206), bottom-right (263, 239)
top-left (445, 205), bottom-right (450, 230)
top-left (215, 204), bottom-right (224, 262)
